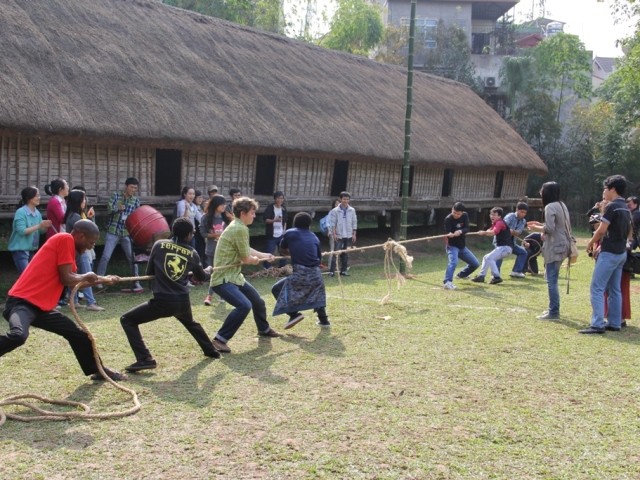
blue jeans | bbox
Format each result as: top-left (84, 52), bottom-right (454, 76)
top-left (263, 236), bottom-right (286, 269)
top-left (497, 243), bottom-right (528, 273)
top-left (212, 281), bottom-right (271, 342)
top-left (11, 250), bottom-right (33, 274)
top-left (444, 246), bottom-right (479, 282)
top-left (76, 251), bottom-right (97, 306)
top-left (545, 260), bottom-right (563, 316)
top-left (330, 237), bottom-right (352, 273)
top-left (96, 233), bottom-right (139, 278)
top-left (590, 251), bottom-right (626, 329)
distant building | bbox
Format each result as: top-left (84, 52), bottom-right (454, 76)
top-left (592, 56), bottom-right (618, 89)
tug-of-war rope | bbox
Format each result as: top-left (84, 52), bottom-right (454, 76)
top-left (0, 230), bottom-right (550, 426)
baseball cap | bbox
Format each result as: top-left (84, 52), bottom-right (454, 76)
top-left (207, 185), bottom-right (219, 193)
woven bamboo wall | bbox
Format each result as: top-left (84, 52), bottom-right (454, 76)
top-left (501, 172), bottom-right (528, 199)
top-left (412, 166), bottom-right (445, 198)
top-left (0, 134), bottom-right (153, 199)
top-left (347, 160), bottom-right (401, 198)
top-left (453, 169), bottom-right (494, 198)
top-left (182, 150), bottom-right (255, 196)
top-left (276, 156), bottom-right (333, 197)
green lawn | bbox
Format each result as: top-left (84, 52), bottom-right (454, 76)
top-left (1, 234), bottom-right (639, 479)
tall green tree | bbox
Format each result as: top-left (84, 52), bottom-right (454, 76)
top-left (319, 0), bottom-right (383, 55)
top-left (163, 0), bottom-right (285, 34)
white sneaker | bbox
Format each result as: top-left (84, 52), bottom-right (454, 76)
top-left (86, 304), bottom-right (105, 312)
top-left (510, 272), bottom-right (526, 278)
top-left (443, 281), bottom-right (457, 290)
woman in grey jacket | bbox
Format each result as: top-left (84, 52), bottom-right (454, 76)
top-left (527, 182), bottom-right (571, 320)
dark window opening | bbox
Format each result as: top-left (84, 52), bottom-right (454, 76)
top-left (494, 171), bottom-right (504, 198)
top-left (331, 160), bottom-right (349, 197)
top-left (254, 155), bottom-right (277, 195)
top-left (155, 149), bottom-right (182, 196)
top-left (442, 169), bottom-right (454, 197)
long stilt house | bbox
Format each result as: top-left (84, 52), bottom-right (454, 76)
top-left (0, 0), bottom-right (546, 225)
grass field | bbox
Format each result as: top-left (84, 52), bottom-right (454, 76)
top-left (1, 233), bottom-right (640, 479)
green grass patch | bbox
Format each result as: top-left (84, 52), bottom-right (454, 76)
top-left (2, 233), bottom-right (640, 479)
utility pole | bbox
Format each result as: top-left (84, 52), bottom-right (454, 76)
top-left (399, 0), bottom-right (417, 274)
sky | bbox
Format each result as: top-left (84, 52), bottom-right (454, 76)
top-left (512, 0), bottom-right (636, 57)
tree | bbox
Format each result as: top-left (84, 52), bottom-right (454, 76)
top-left (532, 33), bottom-right (592, 101)
top-left (374, 21), bottom-right (479, 90)
top-left (162, 0), bottom-right (285, 34)
top-left (319, 0), bottom-right (383, 56)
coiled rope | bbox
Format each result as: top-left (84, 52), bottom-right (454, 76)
top-left (0, 277), bottom-right (150, 427)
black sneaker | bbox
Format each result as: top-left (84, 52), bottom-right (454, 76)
top-left (91, 367), bottom-right (128, 381)
top-left (471, 275), bottom-right (485, 283)
top-left (578, 326), bottom-right (606, 334)
top-left (316, 320), bottom-right (331, 327)
top-left (489, 277), bottom-right (503, 285)
top-left (124, 359), bottom-right (158, 372)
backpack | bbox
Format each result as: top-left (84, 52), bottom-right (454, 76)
top-left (319, 214), bottom-right (330, 236)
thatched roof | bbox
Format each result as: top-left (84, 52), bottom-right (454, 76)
top-left (0, 0), bottom-right (547, 173)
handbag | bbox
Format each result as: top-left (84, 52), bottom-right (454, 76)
top-left (560, 203), bottom-right (578, 264)
top-left (568, 236), bottom-right (579, 265)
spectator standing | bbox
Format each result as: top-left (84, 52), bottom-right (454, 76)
top-left (44, 178), bottom-right (69, 238)
top-left (627, 196), bottom-right (640, 249)
top-left (64, 190), bottom-right (105, 312)
top-left (95, 177), bottom-right (143, 293)
top-left (175, 186), bottom-right (201, 247)
top-left (8, 187), bottom-right (52, 274)
top-left (580, 175), bottom-right (631, 334)
top-left (224, 188), bottom-right (242, 224)
top-left (209, 197), bottom-right (282, 353)
top-left (193, 189), bottom-right (206, 262)
top-left (200, 194), bottom-right (227, 306)
top-left (328, 192), bottom-right (357, 277)
top-left (263, 191), bottom-right (288, 269)
top-left (527, 182), bottom-right (573, 320)
top-left (442, 202), bottom-right (480, 289)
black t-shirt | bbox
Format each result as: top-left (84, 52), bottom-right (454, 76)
top-left (147, 239), bottom-right (208, 296)
top-left (601, 197), bottom-right (631, 254)
top-left (444, 212), bottom-right (470, 249)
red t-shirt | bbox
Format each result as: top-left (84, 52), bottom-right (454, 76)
top-left (9, 233), bottom-right (77, 311)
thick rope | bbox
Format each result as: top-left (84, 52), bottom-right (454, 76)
top-left (0, 278), bottom-right (150, 426)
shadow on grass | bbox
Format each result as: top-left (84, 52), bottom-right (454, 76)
top-left (129, 357), bottom-right (224, 407)
top-left (554, 317), bottom-right (640, 345)
top-left (219, 337), bottom-right (291, 385)
top-left (280, 327), bottom-right (346, 357)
